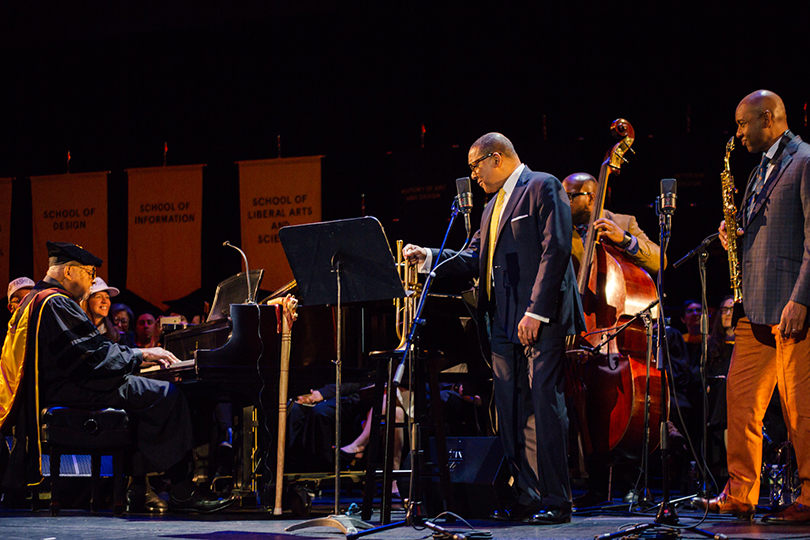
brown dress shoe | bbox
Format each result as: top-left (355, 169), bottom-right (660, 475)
top-left (691, 493), bottom-right (754, 520)
top-left (761, 502), bottom-right (810, 523)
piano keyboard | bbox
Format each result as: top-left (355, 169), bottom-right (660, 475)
top-left (140, 359), bottom-right (196, 374)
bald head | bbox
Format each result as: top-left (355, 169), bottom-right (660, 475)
top-left (735, 89), bottom-right (789, 153)
top-left (470, 132), bottom-right (518, 160)
top-left (562, 172), bottom-right (597, 193)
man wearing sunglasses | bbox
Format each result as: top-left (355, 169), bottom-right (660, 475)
top-left (404, 133), bottom-right (584, 525)
top-left (562, 172), bottom-right (663, 275)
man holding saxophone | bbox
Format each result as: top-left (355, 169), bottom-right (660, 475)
top-left (696, 90), bottom-right (810, 522)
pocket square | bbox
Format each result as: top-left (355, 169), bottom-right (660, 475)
top-left (511, 214), bottom-right (529, 223)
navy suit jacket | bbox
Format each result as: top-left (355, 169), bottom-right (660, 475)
top-left (740, 133), bottom-right (810, 325)
top-left (431, 166), bottom-right (584, 344)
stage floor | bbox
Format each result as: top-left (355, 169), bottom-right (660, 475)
top-left (1, 498), bottom-right (807, 540)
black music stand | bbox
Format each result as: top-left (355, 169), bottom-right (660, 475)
top-left (279, 217), bottom-right (405, 536)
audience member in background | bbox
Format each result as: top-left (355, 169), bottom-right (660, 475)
top-left (134, 312), bottom-right (159, 348)
top-left (6, 277), bottom-right (35, 314)
top-left (705, 295), bottom-right (734, 479)
top-left (110, 303), bottom-right (136, 347)
top-left (681, 299), bottom-right (703, 367)
top-left (288, 383), bottom-right (406, 499)
top-left (81, 278), bottom-right (125, 344)
top-left (287, 383), bottom-right (368, 473)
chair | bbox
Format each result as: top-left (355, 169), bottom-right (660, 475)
top-left (361, 349), bottom-right (453, 524)
top-left (40, 407), bottom-right (131, 516)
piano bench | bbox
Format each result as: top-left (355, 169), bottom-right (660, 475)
top-left (40, 406), bottom-right (132, 516)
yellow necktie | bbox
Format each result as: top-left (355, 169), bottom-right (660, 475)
top-left (486, 189), bottom-right (506, 299)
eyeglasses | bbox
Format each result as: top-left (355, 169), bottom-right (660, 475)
top-left (112, 317), bottom-right (130, 325)
top-left (468, 153), bottom-right (495, 172)
top-left (685, 307), bottom-right (702, 314)
top-left (71, 265), bottom-right (96, 281)
top-left (721, 306), bottom-right (734, 313)
top-left (566, 192), bottom-right (594, 202)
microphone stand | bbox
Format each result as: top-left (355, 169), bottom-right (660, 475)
top-left (596, 198), bottom-right (719, 540)
top-left (348, 197), bottom-right (470, 540)
top-left (674, 232), bottom-right (722, 500)
top-left (223, 241), bottom-right (256, 303)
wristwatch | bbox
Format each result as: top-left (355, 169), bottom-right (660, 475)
top-left (618, 231), bottom-right (633, 250)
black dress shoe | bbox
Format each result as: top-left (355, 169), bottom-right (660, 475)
top-left (489, 501), bottom-right (542, 521)
top-left (527, 506), bottom-right (572, 525)
top-left (169, 486), bottom-right (235, 514)
top-left (125, 487), bottom-right (168, 514)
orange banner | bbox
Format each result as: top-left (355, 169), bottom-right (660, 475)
top-left (30, 172), bottom-right (109, 282)
top-left (0, 178), bottom-right (11, 289)
top-left (126, 165), bottom-right (203, 311)
top-left (237, 157), bottom-right (322, 292)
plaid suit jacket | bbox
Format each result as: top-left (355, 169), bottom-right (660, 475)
top-left (740, 134), bottom-right (810, 325)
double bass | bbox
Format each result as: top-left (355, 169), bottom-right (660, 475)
top-left (568, 119), bottom-right (668, 459)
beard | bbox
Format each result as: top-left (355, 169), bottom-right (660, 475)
top-left (572, 206), bottom-right (591, 227)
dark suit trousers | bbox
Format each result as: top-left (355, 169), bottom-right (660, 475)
top-left (489, 317), bottom-right (571, 509)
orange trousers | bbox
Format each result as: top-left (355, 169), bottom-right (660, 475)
top-left (723, 317), bottom-right (810, 506)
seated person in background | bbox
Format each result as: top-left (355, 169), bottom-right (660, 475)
top-left (680, 299), bottom-right (703, 366)
top-left (289, 383), bottom-right (405, 498)
top-left (287, 383), bottom-right (368, 473)
top-left (705, 295), bottom-right (734, 479)
top-left (6, 277), bottom-right (35, 314)
top-left (110, 303), bottom-right (136, 347)
top-left (81, 277), bottom-right (126, 345)
top-left (0, 241), bottom-right (233, 514)
top-left (134, 312), bottom-right (159, 348)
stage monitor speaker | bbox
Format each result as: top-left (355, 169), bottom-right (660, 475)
top-left (412, 436), bottom-right (511, 518)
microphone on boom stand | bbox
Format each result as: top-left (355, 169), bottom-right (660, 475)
top-left (455, 176), bottom-right (473, 238)
top-left (223, 240), bottom-right (256, 304)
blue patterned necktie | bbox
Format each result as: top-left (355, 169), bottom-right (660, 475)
top-left (746, 153), bottom-right (771, 221)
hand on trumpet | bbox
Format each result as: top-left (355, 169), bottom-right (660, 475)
top-left (402, 244), bottom-right (427, 266)
top-left (718, 220), bottom-right (744, 250)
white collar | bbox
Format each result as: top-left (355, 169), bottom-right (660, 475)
top-left (500, 163), bottom-right (525, 195)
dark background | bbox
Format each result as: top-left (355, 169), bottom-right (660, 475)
top-left (2, 2), bottom-right (810, 332)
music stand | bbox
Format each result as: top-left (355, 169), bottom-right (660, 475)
top-left (279, 216), bottom-right (405, 535)
top-left (208, 269), bottom-right (265, 321)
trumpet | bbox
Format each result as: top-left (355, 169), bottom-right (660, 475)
top-left (394, 240), bottom-right (422, 351)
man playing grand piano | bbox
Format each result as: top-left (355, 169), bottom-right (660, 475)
top-left (0, 242), bottom-right (235, 514)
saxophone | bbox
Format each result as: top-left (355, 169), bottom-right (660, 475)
top-left (721, 136), bottom-right (743, 303)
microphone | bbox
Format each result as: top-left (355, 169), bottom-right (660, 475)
top-left (659, 178), bottom-right (677, 214)
top-left (455, 176), bottom-right (473, 237)
top-left (223, 241), bottom-right (255, 304)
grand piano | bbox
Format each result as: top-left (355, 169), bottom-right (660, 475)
top-left (142, 302), bottom-right (282, 503)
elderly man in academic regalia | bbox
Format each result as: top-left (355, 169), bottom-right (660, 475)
top-left (0, 241), bottom-right (232, 513)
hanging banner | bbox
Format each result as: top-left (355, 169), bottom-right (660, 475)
top-left (237, 156), bottom-right (322, 292)
top-left (127, 165), bottom-right (203, 311)
top-left (30, 172), bottom-right (109, 282)
top-left (0, 178), bottom-right (12, 290)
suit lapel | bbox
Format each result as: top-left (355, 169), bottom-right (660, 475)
top-left (495, 169), bottom-right (529, 242)
top-left (481, 195), bottom-right (496, 265)
top-left (745, 140), bottom-right (798, 227)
